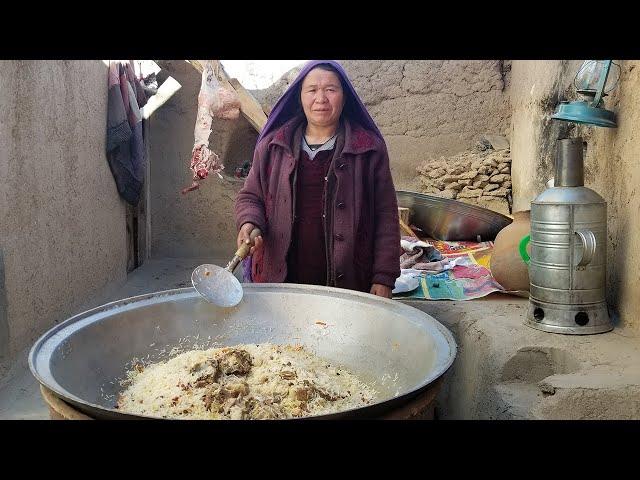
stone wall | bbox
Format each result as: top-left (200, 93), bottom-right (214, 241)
top-left (415, 138), bottom-right (512, 215)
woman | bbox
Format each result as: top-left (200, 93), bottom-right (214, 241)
top-left (235, 60), bottom-right (400, 298)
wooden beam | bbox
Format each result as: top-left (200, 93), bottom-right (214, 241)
top-left (186, 60), bottom-right (268, 133)
top-left (185, 59), bottom-right (204, 73)
top-left (228, 78), bottom-right (268, 132)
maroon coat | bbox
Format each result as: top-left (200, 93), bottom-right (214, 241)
top-left (235, 116), bottom-right (400, 292)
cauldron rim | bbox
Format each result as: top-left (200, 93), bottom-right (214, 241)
top-left (30, 284), bottom-right (457, 420)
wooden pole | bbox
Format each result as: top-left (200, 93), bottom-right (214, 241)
top-left (398, 207), bottom-right (410, 225)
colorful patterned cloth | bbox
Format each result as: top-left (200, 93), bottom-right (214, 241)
top-left (394, 238), bottom-right (505, 300)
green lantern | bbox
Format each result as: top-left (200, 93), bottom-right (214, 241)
top-left (551, 60), bottom-right (620, 128)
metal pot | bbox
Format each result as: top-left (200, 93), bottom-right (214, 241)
top-left (29, 284), bottom-right (456, 420)
top-left (396, 190), bottom-right (512, 241)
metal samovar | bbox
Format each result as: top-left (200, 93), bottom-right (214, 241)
top-left (521, 137), bottom-right (612, 334)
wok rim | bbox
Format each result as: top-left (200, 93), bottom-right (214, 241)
top-left (29, 284), bottom-right (457, 420)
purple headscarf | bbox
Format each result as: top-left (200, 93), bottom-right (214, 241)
top-left (257, 60), bottom-right (383, 144)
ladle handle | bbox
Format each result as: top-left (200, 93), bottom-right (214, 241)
top-left (236, 228), bottom-right (262, 258)
top-left (226, 228), bottom-right (262, 273)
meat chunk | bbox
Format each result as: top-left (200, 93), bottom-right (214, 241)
top-left (202, 381), bottom-right (249, 411)
top-left (225, 381), bottom-right (250, 397)
top-left (193, 375), bottom-right (217, 389)
top-left (279, 370), bottom-right (297, 381)
top-left (182, 60), bottom-right (241, 194)
top-left (217, 348), bottom-right (252, 376)
top-left (190, 358), bottom-right (220, 388)
top-left (288, 384), bottom-right (312, 402)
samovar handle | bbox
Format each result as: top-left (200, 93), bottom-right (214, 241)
top-left (575, 229), bottom-right (596, 267)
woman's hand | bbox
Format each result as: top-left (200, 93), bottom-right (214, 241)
top-left (237, 222), bottom-right (263, 256)
top-left (370, 283), bottom-right (392, 299)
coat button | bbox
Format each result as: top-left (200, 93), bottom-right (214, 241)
top-left (335, 233), bottom-right (344, 241)
top-left (336, 272), bottom-right (344, 280)
top-left (338, 163), bottom-right (346, 170)
top-left (337, 202), bottom-right (345, 209)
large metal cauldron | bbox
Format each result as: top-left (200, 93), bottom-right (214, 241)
top-left (29, 284), bottom-right (456, 420)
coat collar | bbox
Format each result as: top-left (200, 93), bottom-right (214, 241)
top-left (268, 116), bottom-right (380, 156)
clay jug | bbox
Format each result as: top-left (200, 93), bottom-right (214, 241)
top-left (490, 210), bottom-right (531, 292)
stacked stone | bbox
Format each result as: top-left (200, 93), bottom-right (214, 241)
top-left (416, 145), bottom-right (512, 215)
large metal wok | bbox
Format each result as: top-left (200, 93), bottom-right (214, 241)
top-left (29, 284), bottom-right (456, 420)
top-left (397, 190), bottom-right (512, 241)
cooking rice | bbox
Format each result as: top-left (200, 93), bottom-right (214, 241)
top-left (116, 343), bottom-right (378, 419)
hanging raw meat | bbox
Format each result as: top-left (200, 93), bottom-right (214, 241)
top-left (182, 60), bottom-right (241, 194)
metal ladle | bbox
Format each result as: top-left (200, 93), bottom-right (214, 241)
top-left (191, 228), bottom-right (261, 307)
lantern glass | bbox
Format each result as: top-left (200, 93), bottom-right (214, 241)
top-left (574, 60), bottom-right (620, 96)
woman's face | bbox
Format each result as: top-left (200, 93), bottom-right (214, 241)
top-left (300, 67), bottom-right (345, 129)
